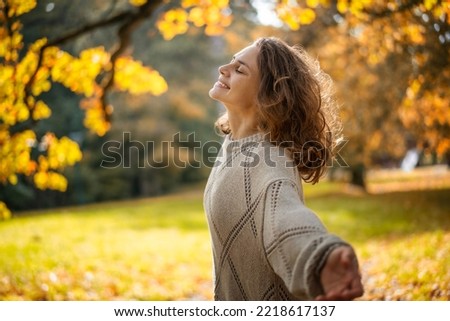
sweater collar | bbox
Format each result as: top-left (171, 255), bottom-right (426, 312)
top-left (228, 132), bottom-right (267, 144)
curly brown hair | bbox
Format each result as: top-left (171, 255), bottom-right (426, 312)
top-left (216, 37), bottom-right (342, 184)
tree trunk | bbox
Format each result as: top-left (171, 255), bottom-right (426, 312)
top-left (350, 163), bottom-right (366, 189)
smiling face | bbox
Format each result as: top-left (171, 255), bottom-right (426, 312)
top-left (209, 44), bottom-right (260, 116)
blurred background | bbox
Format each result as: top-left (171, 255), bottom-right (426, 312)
top-left (1, 0), bottom-right (449, 210)
top-left (0, 0), bottom-right (449, 301)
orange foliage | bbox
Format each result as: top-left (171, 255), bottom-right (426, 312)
top-left (114, 56), bottom-right (168, 95)
top-left (128, 0), bottom-right (147, 7)
top-left (0, 201), bottom-right (11, 220)
top-left (0, 129), bottom-right (36, 184)
top-left (49, 47), bottom-right (110, 96)
top-left (276, 0), bottom-right (449, 160)
top-left (0, 0), bottom-right (187, 213)
top-left (276, 2), bottom-right (316, 30)
top-left (32, 134), bottom-right (82, 191)
top-left (4, 0), bottom-right (36, 17)
top-left (400, 75), bottom-right (450, 156)
top-left (157, 9), bottom-right (189, 40)
top-left (80, 87), bottom-right (112, 137)
top-left (156, 0), bottom-right (232, 39)
top-left (1, 0), bottom-right (447, 215)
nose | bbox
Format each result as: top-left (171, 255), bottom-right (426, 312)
top-left (218, 64), bottom-right (229, 76)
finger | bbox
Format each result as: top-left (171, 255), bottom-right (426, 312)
top-left (323, 289), bottom-right (344, 301)
top-left (341, 287), bottom-right (364, 300)
top-left (341, 247), bottom-right (356, 268)
top-left (320, 278), bottom-right (363, 301)
top-left (350, 277), bottom-right (364, 297)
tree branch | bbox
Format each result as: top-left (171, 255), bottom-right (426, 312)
top-left (99, 0), bottom-right (164, 123)
top-left (23, 0), bottom-right (164, 124)
top-left (24, 7), bottom-right (132, 96)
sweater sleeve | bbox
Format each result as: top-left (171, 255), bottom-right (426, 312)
top-left (262, 179), bottom-right (349, 299)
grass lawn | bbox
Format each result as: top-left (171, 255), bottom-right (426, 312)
top-left (0, 179), bottom-right (449, 300)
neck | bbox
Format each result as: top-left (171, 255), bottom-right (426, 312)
top-left (227, 112), bottom-right (259, 139)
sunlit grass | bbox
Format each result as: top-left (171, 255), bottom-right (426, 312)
top-left (0, 193), bottom-right (212, 300)
top-left (359, 231), bottom-right (449, 300)
top-left (304, 184), bottom-right (450, 300)
top-left (1, 178), bottom-right (449, 300)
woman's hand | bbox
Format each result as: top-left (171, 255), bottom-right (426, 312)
top-left (315, 246), bottom-right (364, 300)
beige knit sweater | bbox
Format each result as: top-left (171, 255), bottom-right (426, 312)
top-left (203, 133), bottom-right (349, 300)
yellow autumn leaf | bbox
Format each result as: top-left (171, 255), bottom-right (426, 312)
top-left (211, 0), bottom-right (229, 8)
top-left (33, 171), bottom-right (48, 190)
top-left (8, 174), bottom-right (18, 185)
top-left (337, 0), bottom-right (348, 14)
top-left (11, 32), bottom-right (23, 47)
top-left (17, 151), bottom-right (34, 175)
top-left (298, 8), bottom-right (316, 25)
top-left (0, 130), bottom-right (36, 183)
top-left (0, 201), bottom-right (12, 220)
top-left (47, 136), bottom-right (83, 169)
top-left (29, 38), bottom-right (48, 52)
top-left (26, 95), bottom-right (35, 107)
top-left (182, 0), bottom-right (201, 8)
top-left (0, 128), bottom-right (9, 143)
top-left (38, 155), bottom-right (49, 171)
top-left (276, 4), bottom-right (300, 31)
top-left (114, 56), bottom-right (168, 96)
top-left (11, 21), bottom-right (22, 32)
top-left (47, 172), bottom-right (68, 191)
top-left (431, 4), bottom-right (449, 22)
top-left (0, 65), bottom-right (15, 84)
top-left (205, 7), bottom-right (223, 25)
top-left (349, 1), bottom-right (362, 15)
top-left (0, 31), bottom-right (23, 62)
top-left (51, 47), bottom-right (110, 97)
top-left (306, 0), bottom-right (320, 9)
top-left (0, 36), bottom-right (8, 58)
top-left (17, 102), bottom-right (30, 122)
top-left (7, 0), bottom-right (37, 17)
top-left (404, 24), bottom-right (425, 45)
top-left (42, 46), bottom-right (59, 67)
top-left (81, 96), bottom-right (111, 136)
top-left (276, 3), bottom-right (318, 30)
top-left (410, 79), bottom-right (422, 95)
top-left (129, 0), bottom-right (147, 7)
top-left (31, 68), bottom-right (52, 96)
top-left (424, 0), bottom-right (438, 10)
top-left (157, 9), bottom-right (189, 40)
top-left (32, 100), bottom-right (52, 120)
top-left (189, 7), bottom-right (206, 27)
top-left (285, 16), bottom-right (300, 30)
top-left (187, 2), bottom-right (231, 34)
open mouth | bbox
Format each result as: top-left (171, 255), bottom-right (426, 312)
top-left (215, 80), bottom-right (230, 89)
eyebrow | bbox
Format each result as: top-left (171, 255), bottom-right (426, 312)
top-left (232, 56), bottom-right (250, 69)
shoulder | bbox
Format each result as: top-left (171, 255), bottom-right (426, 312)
top-left (246, 139), bottom-right (298, 181)
top-left (238, 139), bottom-right (305, 199)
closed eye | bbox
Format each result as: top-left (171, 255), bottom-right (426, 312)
top-left (230, 57), bottom-right (247, 74)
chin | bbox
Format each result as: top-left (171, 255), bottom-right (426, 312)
top-left (209, 88), bottom-right (222, 101)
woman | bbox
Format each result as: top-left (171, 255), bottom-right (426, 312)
top-left (204, 37), bottom-right (364, 301)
